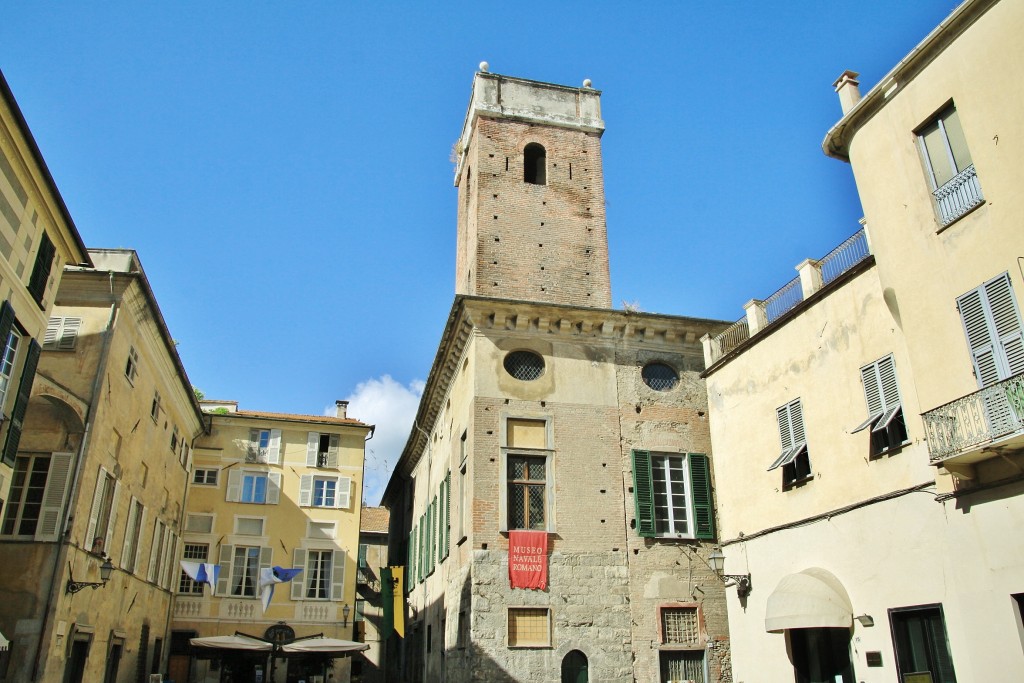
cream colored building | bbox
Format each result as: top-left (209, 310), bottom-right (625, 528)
top-left (383, 72), bottom-right (732, 683)
top-left (0, 249), bottom-right (204, 683)
top-left (353, 506), bottom-right (389, 683)
top-left (701, 1), bottom-right (1024, 681)
top-left (170, 400), bottom-right (373, 683)
top-left (0, 69), bottom-right (90, 531)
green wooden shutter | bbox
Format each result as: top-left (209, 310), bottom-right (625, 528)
top-left (631, 450), bottom-right (656, 538)
top-left (689, 454), bottom-right (716, 540)
top-left (3, 339), bottom-right (40, 465)
top-left (444, 470), bottom-right (451, 559)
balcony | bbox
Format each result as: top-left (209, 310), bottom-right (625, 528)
top-left (923, 372), bottom-right (1024, 466)
top-left (933, 164), bottom-right (983, 227)
top-left (703, 228), bottom-right (872, 366)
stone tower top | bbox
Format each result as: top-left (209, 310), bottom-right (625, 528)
top-left (452, 70), bottom-right (612, 308)
top-left (453, 72), bottom-right (604, 184)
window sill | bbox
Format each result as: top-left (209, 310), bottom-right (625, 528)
top-left (658, 643), bottom-right (707, 651)
top-left (507, 643), bottom-right (552, 650)
top-left (782, 475), bottom-right (814, 491)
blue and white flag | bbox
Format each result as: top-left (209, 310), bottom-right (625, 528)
top-left (258, 566), bottom-right (304, 613)
top-left (180, 561), bottom-right (221, 595)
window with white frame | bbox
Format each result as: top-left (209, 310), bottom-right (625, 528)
top-left (507, 607), bottom-right (551, 647)
top-left (178, 543), bottom-right (208, 594)
top-left (631, 451), bottom-right (715, 539)
top-left (917, 103), bottom-right (983, 226)
top-left (291, 548), bottom-right (345, 600)
top-left (502, 418), bottom-right (553, 532)
top-left (2, 453), bottom-right (73, 540)
top-left (0, 328), bottom-right (20, 409)
top-left (234, 517), bottom-right (265, 536)
top-left (768, 399), bottom-right (812, 489)
top-left (299, 474), bottom-right (351, 509)
top-left (150, 392), bottom-right (161, 422)
top-left (230, 546), bottom-right (261, 596)
top-left (226, 470), bottom-right (281, 505)
top-left (185, 513), bottom-right (214, 534)
top-left (852, 355), bottom-right (908, 454)
top-left (44, 316), bottom-right (82, 350)
top-left (86, 467), bottom-right (119, 555)
top-left (192, 468), bottom-right (218, 486)
top-left (307, 521), bottom-right (336, 539)
top-left (170, 426), bottom-right (179, 454)
top-left (247, 428), bottom-right (281, 464)
top-left (307, 432), bottom-right (340, 468)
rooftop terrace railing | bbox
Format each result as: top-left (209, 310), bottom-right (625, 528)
top-left (704, 227), bottom-right (872, 365)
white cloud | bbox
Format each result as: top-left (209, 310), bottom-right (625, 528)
top-left (328, 375), bottom-right (424, 507)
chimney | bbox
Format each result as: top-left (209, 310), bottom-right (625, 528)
top-left (833, 70), bottom-right (861, 115)
top-left (335, 400), bottom-right (348, 419)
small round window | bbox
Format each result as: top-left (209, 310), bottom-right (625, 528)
top-left (642, 362), bottom-right (679, 391)
top-left (504, 350), bottom-right (545, 381)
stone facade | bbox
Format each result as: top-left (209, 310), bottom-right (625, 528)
top-left (384, 70), bottom-right (732, 683)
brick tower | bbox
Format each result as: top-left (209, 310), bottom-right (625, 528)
top-left (452, 69), bottom-right (611, 308)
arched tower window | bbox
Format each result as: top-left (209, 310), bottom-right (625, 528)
top-left (524, 143), bottom-right (546, 185)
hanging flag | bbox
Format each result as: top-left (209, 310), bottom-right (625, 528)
top-left (180, 561), bottom-right (221, 595)
top-left (508, 530), bottom-right (548, 590)
top-left (258, 566), bottom-right (303, 613)
top-left (379, 566), bottom-right (404, 638)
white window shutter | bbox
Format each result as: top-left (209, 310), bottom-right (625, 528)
top-left (299, 475), bottom-right (313, 507)
top-left (776, 404), bottom-right (793, 451)
top-left (148, 521), bottom-right (163, 582)
top-left (877, 356), bottom-right (900, 407)
top-left (59, 318), bottom-right (81, 349)
top-left (336, 477), bottom-right (351, 509)
top-left (861, 365), bottom-right (883, 415)
top-left (306, 432), bottom-right (319, 466)
top-left (959, 286), bottom-right (1002, 387)
top-left (267, 429), bottom-right (282, 464)
top-left (35, 452), bottom-right (74, 541)
top-left (292, 548), bottom-right (307, 599)
top-left (331, 550), bottom-right (345, 600)
top-left (226, 469), bottom-right (242, 502)
top-left (85, 466), bottom-right (107, 547)
top-left (121, 500), bottom-right (138, 567)
top-left (985, 274), bottom-right (1024, 376)
top-left (328, 434), bottom-right (340, 468)
top-left (217, 544), bottom-right (233, 596)
top-left (106, 480), bottom-right (121, 553)
top-left (267, 472), bottom-right (282, 505)
top-left (789, 400), bottom-right (806, 445)
top-left (44, 317), bottom-right (61, 349)
top-left (259, 547), bottom-right (273, 575)
top-left (134, 508), bottom-right (146, 574)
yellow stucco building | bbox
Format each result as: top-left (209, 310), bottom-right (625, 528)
top-left (170, 400), bottom-right (373, 683)
top-left (701, 0), bottom-right (1024, 681)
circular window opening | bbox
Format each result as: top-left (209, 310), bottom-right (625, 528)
top-left (642, 362), bottom-right (679, 391)
top-left (504, 351), bottom-right (545, 381)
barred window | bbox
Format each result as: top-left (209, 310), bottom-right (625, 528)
top-left (661, 607), bottom-right (700, 645)
top-left (642, 362), bottom-right (679, 391)
top-left (508, 607), bottom-right (550, 647)
top-left (504, 351), bottom-right (545, 381)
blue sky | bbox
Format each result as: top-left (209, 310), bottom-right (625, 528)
top-left (2, 2), bottom-right (955, 503)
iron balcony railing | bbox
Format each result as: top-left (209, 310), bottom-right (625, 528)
top-left (922, 372), bottom-right (1024, 464)
top-left (707, 228), bottom-right (872, 364)
top-left (933, 164), bottom-right (983, 226)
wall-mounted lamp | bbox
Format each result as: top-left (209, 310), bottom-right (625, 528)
top-left (341, 603), bottom-right (352, 627)
top-left (855, 614), bottom-right (875, 627)
top-left (707, 549), bottom-right (752, 599)
top-left (66, 558), bottom-right (115, 595)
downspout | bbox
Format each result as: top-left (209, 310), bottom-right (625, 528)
top-left (32, 271), bottom-right (120, 681)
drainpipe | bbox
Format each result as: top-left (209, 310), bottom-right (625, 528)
top-left (32, 271), bottom-right (120, 681)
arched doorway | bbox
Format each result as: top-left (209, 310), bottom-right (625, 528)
top-left (561, 650), bottom-right (588, 683)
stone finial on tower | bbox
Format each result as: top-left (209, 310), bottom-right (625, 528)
top-left (833, 70), bottom-right (862, 115)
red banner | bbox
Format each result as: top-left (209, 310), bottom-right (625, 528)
top-left (509, 530), bottom-right (548, 590)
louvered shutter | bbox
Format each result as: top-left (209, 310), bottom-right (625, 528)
top-left (299, 475), bottom-right (313, 506)
top-left (336, 477), bottom-right (351, 509)
top-left (226, 470), bottom-right (242, 502)
top-left (986, 274), bottom-right (1024, 376)
top-left (689, 454), bottom-right (716, 540)
top-left (0, 303), bottom-right (13, 359)
top-left (85, 467), bottom-right (108, 547)
top-left (121, 500), bottom-right (139, 567)
top-left (44, 317), bottom-right (61, 349)
top-left (266, 429), bottom-right (282, 464)
top-left (105, 480), bottom-right (120, 553)
top-left (217, 544), bottom-right (233, 596)
top-left (148, 521), bottom-right (163, 582)
top-left (58, 318), bottom-right (81, 349)
top-left (259, 547), bottom-right (273, 574)
top-left (408, 524), bottom-right (417, 587)
top-left (631, 450), bottom-right (656, 537)
top-left (133, 508), bottom-right (146, 573)
top-left (331, 550), bottom-right (345, 600)
top-left (3, 339), bottom-right (40, 465)
top-left (292, 549), bottom-right (307, 599)
top-left (267, 472), bottom-right (282, 504)
top-left (306, 432), bottom-right (319, 466)
top-left (444, 471), bottom-right (451, 559)
top-left (35, 452), bottom-right (73, 541)
top-left (327, 434), bottom-right (340, 468)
